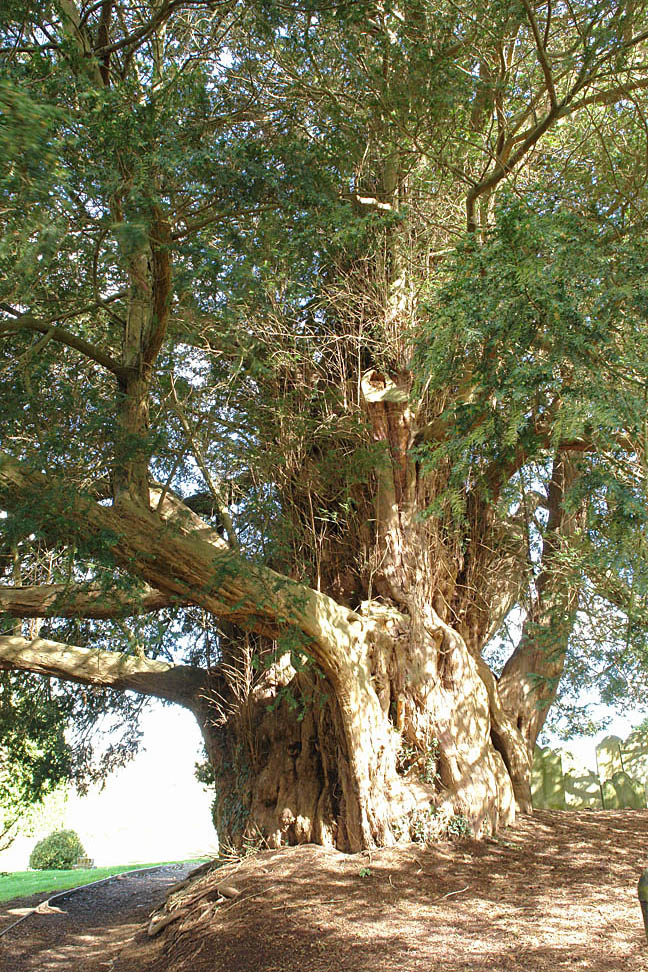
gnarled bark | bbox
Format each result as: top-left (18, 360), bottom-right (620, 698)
top-left (194, 597), bottom-right (518, 850)
top-left (498, 455), bottom-right (582, 753)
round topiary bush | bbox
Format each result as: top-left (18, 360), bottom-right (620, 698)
top-left (29, 829), bottom-right (86, 870)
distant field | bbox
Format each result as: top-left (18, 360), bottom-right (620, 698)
top-left (0, 859), bottom-right (208, 904)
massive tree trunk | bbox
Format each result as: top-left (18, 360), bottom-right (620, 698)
top-left (196, 596), bottom-right (520, 850)
top-left (0, 453), bottom-right (529, 850)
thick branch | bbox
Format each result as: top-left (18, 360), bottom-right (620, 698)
top-left (169, 382), bottom-right (238, 548)
top-left (558, 75), bottom-right (648, 116)
top-left (57, 0), bottom-right (104, 85)
top-left (0, 459), bottom-right (397, 848)
top-left (475, 656), bottom-right (532, 813)
top-left (497, 455), bottom-right (581, 749)
top-left (466, 104), bottom-right (561, 231)
top-left (0, 583), bottom-right (186, 619)
top-left (91, 0), bottom-right (187, 58)
top-left (466, 50), bottom-right (648, 232)
top-left (0, 635), bottom-right (206, 706)
top-left (0, 458), bottom-right (362, 674)
top-left (142, 210), bottom-right (172, 370)
top-left (0, 314), bottom-right (128, 380)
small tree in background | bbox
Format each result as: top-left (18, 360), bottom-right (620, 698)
top-left (0, 671), bottom-right (71, 851)
top-left (29, 830), bottom-right (85, 871)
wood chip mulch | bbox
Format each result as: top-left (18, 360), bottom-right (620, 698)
top-left (1, 812), bottom-right (648, 972)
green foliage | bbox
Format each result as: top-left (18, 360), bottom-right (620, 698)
top-left (0, 859), bottom-right (206, 903)
top-left (212, 786), bottom-right (250, 840)
top-left (0, 785), bottom-right (68, 857)
top-left (210, 738), bottom-right (252, 839)
top-left (413, 199), bottom-right (648, 512)
top-left (195, 750), bottom-right (215, 787)
top-left (396, 738), bottom-right (441, 785)
top-left (29, 829), bottom-right (85, 870)
top-left (0, 670), bottom-right (73, 849)
top-left (420, 744), bottom-right (441, 786)
top-left (413, 193), bottom-right (648, 716)
top-left (446, 814), bottom-right (472, 839)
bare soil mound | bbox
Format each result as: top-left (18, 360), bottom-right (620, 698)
top-left (2, 811), bottom-right (648, 971)
top-left (150, 809), bottom-right (648, 972)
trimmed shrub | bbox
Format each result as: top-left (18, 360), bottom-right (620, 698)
top-left (29, 829), bottom-right (86, 870)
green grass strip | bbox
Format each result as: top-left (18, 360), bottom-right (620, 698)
top-left (0, 858), bottom-right (208, 904)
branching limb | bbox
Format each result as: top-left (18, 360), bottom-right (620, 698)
top-left (0, 457), bottom-right (361, 666)
top-left (521, 0), bottom-right (557, 107)
top-left (169, 377), bottom-right (238, 548)
top-left (142, 208), bottom-right (172, 370)
top-left (0, 313), bottom-right (128, 380)
top-left (475, 656), bottom-right (532, 813)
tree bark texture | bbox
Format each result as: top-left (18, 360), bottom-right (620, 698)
top-left (498, 455), bottom-right (583, 753)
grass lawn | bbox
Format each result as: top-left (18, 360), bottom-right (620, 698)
top-left (0, 858), bottom-right (208, 904)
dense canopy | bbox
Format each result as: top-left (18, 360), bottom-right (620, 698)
top-left (1, 0), bottom-right (648, 849)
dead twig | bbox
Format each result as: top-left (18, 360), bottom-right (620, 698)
top-left (434, 885), bottom-right (469, 902)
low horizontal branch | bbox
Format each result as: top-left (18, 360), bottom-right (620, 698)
top-left (0, 583), bottom-right (188, 619)
top-left (0, 458), bottom-right (365, 683)
top-left (0, 635), bottom-right (206, 706)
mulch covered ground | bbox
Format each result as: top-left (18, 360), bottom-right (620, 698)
top-left (0, 863), bottom-right (196, 972)
top-left (1, 811), bottom-right (647, 971)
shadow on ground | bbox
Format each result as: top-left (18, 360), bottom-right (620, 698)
top-left (151, 811), bottom-right (648, 972)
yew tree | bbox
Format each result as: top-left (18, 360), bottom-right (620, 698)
top-left (2, 1), bottom-right (648, 850)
